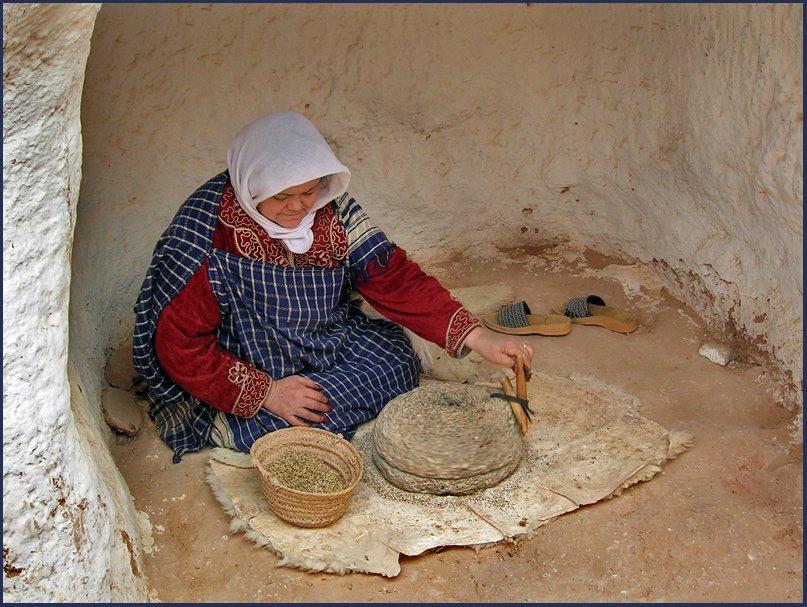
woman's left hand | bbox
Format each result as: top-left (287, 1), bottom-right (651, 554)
top-left (463, 326), bottom-right (533, 378)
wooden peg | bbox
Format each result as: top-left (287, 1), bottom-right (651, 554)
top-left (499, 376), bottom-right (529, 435)
top-left (515, 353), bottom-right (528, 402)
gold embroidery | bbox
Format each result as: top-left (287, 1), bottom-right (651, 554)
top-left (445, 308), bottom-right (482, 358)
top-left (218, 183), bottom-right (347, 267)
top-left (228, 360), bottom-right (272, 418)
top-left (219, 186), bottom-right (269, 261)
top-left (228, 361), bottom-right (250, 385)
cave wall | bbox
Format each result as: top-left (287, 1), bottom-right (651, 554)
top-left (2, 3), bottom-right (801, 602)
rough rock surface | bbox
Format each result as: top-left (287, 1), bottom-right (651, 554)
top-left (104, 342), bottom-right (140, 391)
top-left (102, 387), bottom-right (144, 437)
top-left (372, 383), bottom-right (523, 495)
top-left (698, 340), bottom-right (736, 367)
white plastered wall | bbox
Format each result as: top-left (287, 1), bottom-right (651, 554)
top-left (2, 3), bottom-right (802, 603)
top-left (3, 3), bottom-right (148, 602)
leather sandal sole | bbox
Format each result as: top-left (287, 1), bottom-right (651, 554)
top-left (483, 312), bottom-right (572, 336)
top-left (552, 300), bottom-right (638, 334)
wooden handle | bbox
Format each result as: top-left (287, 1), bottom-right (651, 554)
top-left (515, 353), bottom-right (528, 401)
top-left (499, 376), bottom-right (529, 435)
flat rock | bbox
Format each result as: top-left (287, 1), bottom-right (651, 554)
top-left (699, 340), bottom-right (735, 366)
top-left (372, 383), bottom-right (523, 495)
top-left (102, 386), bottom-right (144, 436)
top-left (104, 342), bottom-right (139, 390)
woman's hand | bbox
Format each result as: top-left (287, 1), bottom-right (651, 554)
top-left (463, 326), bottom-right (533, 378)
top-left (261, 375), bottom-right (332, 427)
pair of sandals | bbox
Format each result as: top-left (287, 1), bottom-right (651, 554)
top-left (483, 295), bottom-right (639, 336)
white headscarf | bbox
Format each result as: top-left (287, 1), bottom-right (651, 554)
top-left (227, 112), bottom-right (351, 253)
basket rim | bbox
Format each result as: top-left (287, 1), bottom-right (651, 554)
top-left (251, 428), bottom-right (363, 498)
top-left (250, 426), bottom-right (357, 451)
top-left (250, 427), bottom-right (360, 456)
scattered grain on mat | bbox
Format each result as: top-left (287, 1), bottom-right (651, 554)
top-left (269, 450), bottom-right (347, 494)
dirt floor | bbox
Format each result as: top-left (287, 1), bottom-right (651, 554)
top-left (110, 246), bottom-right (803, 603)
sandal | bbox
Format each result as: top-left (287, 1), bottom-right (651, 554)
top-left (553, 295), bottom-right (638, 333)
top-left (483, 301), bottom-right (571, 336)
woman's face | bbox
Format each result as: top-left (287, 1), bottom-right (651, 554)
top-left (256, 178), bottom-right (321, 228)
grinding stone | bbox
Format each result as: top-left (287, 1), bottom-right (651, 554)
top-left (372, 383), bottom-right (523, 495)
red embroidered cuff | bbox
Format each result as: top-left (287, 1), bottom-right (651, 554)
top-left (444, 308), bottom-right (482, 358)
top-left (229, 362), bottom-right (273, 418)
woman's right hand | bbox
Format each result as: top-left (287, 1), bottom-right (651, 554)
top-left (261, 375), bottom-right (332, 427)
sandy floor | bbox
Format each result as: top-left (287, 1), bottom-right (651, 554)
top-left (110, 246), bottom-right (803, 603)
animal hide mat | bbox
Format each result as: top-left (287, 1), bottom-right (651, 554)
top-left (206, 371), bottom-right (693, 577)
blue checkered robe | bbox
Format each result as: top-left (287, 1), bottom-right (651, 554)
top-left (132, 171), bottom-right (420, 462)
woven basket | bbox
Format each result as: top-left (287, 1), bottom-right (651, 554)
top-left (250, 427), bottom-right (363, 528)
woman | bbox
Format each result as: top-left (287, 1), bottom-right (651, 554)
top-left (133, 112), bottom-right (533, 463)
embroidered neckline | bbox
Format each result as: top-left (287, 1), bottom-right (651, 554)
top-left (218, 183), bottom-right (348, 267)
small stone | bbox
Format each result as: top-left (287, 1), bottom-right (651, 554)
top-left (698, 341), bottom-right (735, 366)
top-left (104, 342), bottom-right (140, 390)
top-left (102, 387), bottom-right (144, 436)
